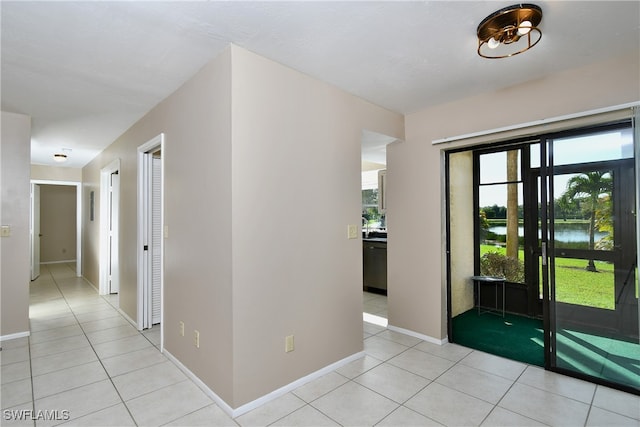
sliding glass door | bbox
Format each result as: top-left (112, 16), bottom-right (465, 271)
top-left (448, 120), bottom-right (638, 393)
top-left (541, 125), bottom-right (639, 392)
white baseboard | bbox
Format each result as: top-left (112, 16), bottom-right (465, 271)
top-left (1, 331), bottom-right (30, 342)
top-left (84, 278), bottom-right (99, 293)
top-left (164, 349), bottom-right (365, 419)
top-left (118, 309), bottom-right (139, 330)
top-left (164, 350), bottom-right (236, 416)
top-left (83, 276), bottom-right (139, 332)
top-left (387, 324), bottom-right (448, 345)
top-left (230, 351), bottom-right (365, 417)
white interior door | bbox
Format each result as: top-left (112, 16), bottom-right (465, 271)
top-left (109, 171), bottom-right (120, 294)
top-left (151, 154), bottom-right (162, 325)
top-left (137, 134), bottom-right (164, 333)
top-left (31, 183), bottom-right (41, 280)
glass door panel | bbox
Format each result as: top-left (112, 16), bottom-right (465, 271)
top-left (545, 127), bottom-right (639, 392)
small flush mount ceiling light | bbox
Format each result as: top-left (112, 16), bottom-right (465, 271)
top-left (477, 3), bottom-right (542, 59)
top-left (53, 148), bottom-right (72, 163)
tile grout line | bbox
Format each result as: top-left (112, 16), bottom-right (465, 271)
top-left (482, 362), bottom-right (534, 427)
top-left (255, 329), bottom-right (398, 426)
top-left (301, 326), bottom-right (475, 426)
top-left (511, 367), bottom-right (602, 409)
top-left (27, 265), bottom-right (59, 427)
top-left (363, 327), bottom-right (529, 426)
top-left (305, 329), bottom-right (444, 426)
top-left (28, 324), bottom-right (37, 427)
top-left (40, 263), bottom-right (140, 427)
top-left (359, 328), bottom-right (436, 424)
top-left (48, 262), bottom-right (215, 426)
top-left (47, 266), bottom-right (221, 425)
top-left (583, 384), bottom-right (599, 427)
top-left (98, 289), bottom-right (162, 351)
top-left (158, 402), bottom-right (241, 427)
top-left (392, 340), bottom-right (477, 425)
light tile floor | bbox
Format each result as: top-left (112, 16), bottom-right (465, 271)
top-left (1, 265), bottom-right (638, 426)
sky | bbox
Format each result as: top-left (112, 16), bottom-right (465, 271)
top-left (479, 128), bottom-right (633, 207)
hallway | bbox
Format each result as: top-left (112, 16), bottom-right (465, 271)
top-left (1, 264), bottom-right (639, 426)
top-left (3, 263), bottom-right (233, 426)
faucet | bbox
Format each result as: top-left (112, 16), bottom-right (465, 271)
top-left (362, 217), bottom-right (370, 238)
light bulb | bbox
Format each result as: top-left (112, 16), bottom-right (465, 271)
top-left (517, 20), bottom-right (532, 36)
top-left (487, 37), bottom-right (500, 49)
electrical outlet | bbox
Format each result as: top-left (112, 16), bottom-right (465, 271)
top-left (179, 321), bottom-right (184, 337)
top-left (285, 335), bottom-right (294, 353)
top-left (194, 330), bottom-right (200, 348)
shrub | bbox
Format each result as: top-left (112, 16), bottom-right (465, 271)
top-left (480, 251), bottom-right (525, 283)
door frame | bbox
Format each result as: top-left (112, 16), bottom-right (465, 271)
top-left (99, 159), bottom-right (121, 295)
top-left (137, 134), bottom-right (164, 342)
top-left (446, 119), bottom-right (638, 394)
top-left (31, 180), bottom-right (82, 278)
top-left (30, 183), bottom-right (41, 280)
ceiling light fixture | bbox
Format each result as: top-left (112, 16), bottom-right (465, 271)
top-left (477, 3), bottom-right (542, 59)
top-left (53, 153), bottom-right (68, 162)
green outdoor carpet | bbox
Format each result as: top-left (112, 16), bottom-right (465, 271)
top-left (452, 309), bottom-right (640, 391)
top-left (452, 309), bottom-right (545, 366)
top-left (556, 329), bottom-right (640, 390)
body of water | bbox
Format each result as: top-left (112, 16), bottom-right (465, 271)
top-left (489, 223), bottom-right (607, 243)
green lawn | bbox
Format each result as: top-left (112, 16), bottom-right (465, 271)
top-left (480, 245), bottom-right (616, 310)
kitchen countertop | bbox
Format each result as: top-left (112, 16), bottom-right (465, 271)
top-left (363, 237), bottom-right (387, 243)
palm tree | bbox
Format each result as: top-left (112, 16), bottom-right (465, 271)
top-left (563, 171), bottom-right (612, 272)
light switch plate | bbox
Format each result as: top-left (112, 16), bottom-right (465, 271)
top-left (347, 224), bottom-right (358, 239)
top-left (285, 335), bottom-right (294, 352)
top-left (0, 225), bottom-right (10, 237)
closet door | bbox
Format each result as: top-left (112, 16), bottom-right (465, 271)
top-left (151, 155), bottom-right (162, 325)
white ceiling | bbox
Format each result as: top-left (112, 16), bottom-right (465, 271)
top-left (2, 1), bottom-right (638, 168)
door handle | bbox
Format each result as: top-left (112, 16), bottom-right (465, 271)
top-left (541, 242), bottom-right (547, 266)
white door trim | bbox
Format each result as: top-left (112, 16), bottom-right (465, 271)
top-left (30, 183), bottom-right (41, 280)
top-left (137, 134), bottom-right (164, 348)
top-left (108, 171), bottom-right (120, 294)
top-left (30, 180), bottom-right (82, 278)
top-left (100, 159), bottom-right (120, 295)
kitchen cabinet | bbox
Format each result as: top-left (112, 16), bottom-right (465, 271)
top-left (363, 238), bottom-right (387, 294)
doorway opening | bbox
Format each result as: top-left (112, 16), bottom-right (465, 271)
top-left (137, 134), bottom-right (164, 346)
top-left (30, 180), bottom-right (82, 281)
top-left (446, 121), bottom-right (639, 394)
top-left (361, 130), bottom-right (396, 328)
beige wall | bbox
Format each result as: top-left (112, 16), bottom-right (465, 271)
top-left (82, 48), bottom-right (235, 402)
top-left (31, 165), bottom-right (82, 182)
top-left (1, 111), bottom-right (31, 338)
top-left (448, 151), bottom-right (475, 317)
top-left (230, 46), bottom-right (403, 406)
top-left (39, 185), bottom-right (77, 263)
top-left (387, 53), bottom-right (640, 340)
top-left (81, 45), bottom-right (403, 409)
top-left (82, 178), bottom-right (100, 288)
